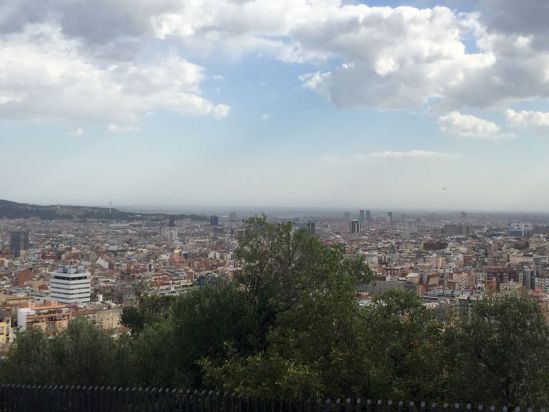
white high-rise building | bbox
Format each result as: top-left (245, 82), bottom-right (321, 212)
top-left (50, 266), bottom-right (91, 305)
top-left (167, 228), bottom-right (179, 243)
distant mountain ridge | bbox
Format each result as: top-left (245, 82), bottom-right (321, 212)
top-left (0, 199), bottom-right (207, 221)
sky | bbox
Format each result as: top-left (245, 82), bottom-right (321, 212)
top-left (1, 0), bottom-right (549, 212)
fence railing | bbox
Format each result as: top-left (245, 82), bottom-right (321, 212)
top-left (0, 384), bottom-right (547, 412)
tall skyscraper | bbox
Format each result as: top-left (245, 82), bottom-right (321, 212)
top-left (210, 215), bottom-right (219, 226)
top-left (10, 231), bottom-right (29, 258)
top-left (168, 215), bottom-right (176, 227)
top-left (306, 221), bottom-right (316, 234)
top-left (365, 210), bottom-right (371, 221)
top-left (50, 266), bottom-right (91, 305)
top-left (167, 229), bottom-right (178, 243)
top-left (350, 220), bottom-right (360, 234)
top-left (387, 212), bottom-right (393, 223)
top-left (359, 210), bottom-right (365, 223)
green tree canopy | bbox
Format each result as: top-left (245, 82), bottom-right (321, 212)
top-left (447, 293), bottom-right (549, 407)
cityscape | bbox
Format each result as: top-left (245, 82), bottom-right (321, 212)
top-left (1, 203), bottom-right (549, 343)
top-left (2, 0), bottom-right (549, 409)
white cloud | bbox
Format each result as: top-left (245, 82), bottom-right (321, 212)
top-left (67, 127), bottom-right (84, 136)
top-left (108, 124), bottom-right (140, 133)
top-left (297, 6), bottom-right (495, 110)
top-left (0, 23), bottom-right (229, 125)
top-left (438, 111), bottom-right (510, 139)
top-left (152, 0), bottom-right (548, 111)
top-left (327, 150), bottom-right (461, 162)
top-left (506, 109), bottom-right (549, 128)
top-left (260, 114), bottom-right (270, 120)
top-left (479, 0), bottom-right (549, 47)
top-left (2, 0), bottom-right (549, 121)
top-left (363, 150), bottom-right (461, 160)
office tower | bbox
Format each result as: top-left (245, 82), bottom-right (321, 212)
top-left (359, 209), bottom-right (365, 224)
top-left (167, 229), bottom-right (178, 243)
top-left (210, 215), bottom-right (219, 226)
top-left (365, 210), bottom-right (371, 221)
top-left (344, 212), bottom-right (351, 220)
top-left (350, 220), bottom-right (360, 234)
top-left (306, 221), bottom-right (316, 234)
top-left (168, 215), bottom-right (176, 227)
top-left (387, 212), bottom-right (393, 223)
top-left (50, 266), bottom-right (91, 305)
top-left (10, 231), bottom-right (29, 258)
top-left (443, 224), bottom-right (460, 236)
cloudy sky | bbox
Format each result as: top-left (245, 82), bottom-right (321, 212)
top-left (1, 0), bottom-right (549, 211)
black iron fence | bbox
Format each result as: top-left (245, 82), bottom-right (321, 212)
top-left (0, 384), bottom-right (547, 412)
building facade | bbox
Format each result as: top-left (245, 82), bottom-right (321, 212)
top-left (50, 266), bottom-right (91, 305)
top-left (10, 231), bottom-right (29, 258)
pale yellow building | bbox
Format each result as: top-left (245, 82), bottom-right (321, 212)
top-left (95, 309), bottom-right (122, 330)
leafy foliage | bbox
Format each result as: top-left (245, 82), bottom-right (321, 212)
top-left (446, 294), bottom-right (549, 407)
top-left (121, 294), bottom-right (175, 334)
top-left (0, 319), bottom-right (118, 385)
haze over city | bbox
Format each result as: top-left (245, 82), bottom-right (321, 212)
top-left (2, 0), bottom-right (549, 211)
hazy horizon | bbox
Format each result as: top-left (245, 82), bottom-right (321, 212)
top-left (4, 196), bottom-right (549, 217)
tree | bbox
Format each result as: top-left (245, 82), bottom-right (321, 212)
top-left (0, 319), bottom-right (119, 386)
top-left (236, 216), bottom-right (372, 310)
top-left (121, 295), bottom-right (175, 334)
top-left (447, 293), bottom-right (549, 407)
top-left (361, 290), bottom-right (448, 401)
top-left (0, 328), bottom-right (52, 384)
top-left (202, 217), bottom-right (374, 399)
top-left (48, 318), bottom-right (119, 385)
top-left (123, 285), bottom-right (262, 388)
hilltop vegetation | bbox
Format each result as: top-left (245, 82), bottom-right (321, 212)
top-left (1, 217), bottom-right (548, 407)
top-left (0, 199), bottom-right (206, 221)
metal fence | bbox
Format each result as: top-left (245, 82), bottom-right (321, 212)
top-left (0, 384), bottom-right (547, 412)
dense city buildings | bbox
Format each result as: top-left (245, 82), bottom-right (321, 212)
top-left (1, 207), bottom-right (549, 348)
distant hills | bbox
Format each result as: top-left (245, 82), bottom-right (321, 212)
top-left (0, 199), bottom-right (207, 222)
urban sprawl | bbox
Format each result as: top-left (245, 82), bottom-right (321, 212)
top-left (1, 209), bottom-right (549, 349)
